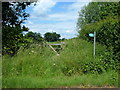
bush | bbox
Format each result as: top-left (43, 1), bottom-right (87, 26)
top-left (56, 39), bottom-right (118, 75)
top-left (78, 17), bottom-right (119, 61)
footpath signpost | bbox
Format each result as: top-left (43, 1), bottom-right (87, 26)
top-left (89, 32), bottom-right (96, 59)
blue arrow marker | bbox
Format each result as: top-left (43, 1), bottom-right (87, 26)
top-left (89, 33), bottom-right (94, 37)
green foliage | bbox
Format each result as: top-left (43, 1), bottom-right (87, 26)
top-left (78, 17), bottom-right (119, 60)
top-left (2, 2), bottom-right (32, 56)
top-left (2, 39), bottom-right (118, 88)
top-left (2, 2), bottom-right (119, 88)
top-left (77, 2), bottom-right (119, 62)
top-left (44, 32), bottom-right (61, 42)
top-left (2, 2), bottom-right (31, 27)
top-left (3, 43), bottom-right (55, 77)
top-left (25, 31), bottom-right (43, 43)
top-left (77, 2), bottom-right (119, 29)
top-left (2, 2), bottom-right (43, 56)
top-left (57, 39), bottom-right (118, 76)
top-left (2, 71), bottom-right (118, 88)
top-left (2, 26), bottom-right (24, 55)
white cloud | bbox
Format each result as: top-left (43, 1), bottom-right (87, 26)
top-left (30, 1), bottom-right (88, 22)
top-left (25, 1), bottom-right (89, 39)
top-left (48, 12), bottom-right (78, 21)
top-left (30, 12), bottom-right (78, 22)
top-left (66, 30), bottom-right (74, 33)
top-left (32, 0), bottom-right (57, 17)
top-left (67, 1), bottom-right (88, 11)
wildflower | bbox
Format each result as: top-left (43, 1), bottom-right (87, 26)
top-left (31, 50), bottom-right (34, 53)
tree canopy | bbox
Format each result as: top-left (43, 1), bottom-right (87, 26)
top-left (25, 31), bottom-right (43, 42)
top-left (2, 2), bottom-right (31, 55)
top-left (77, 2), bottom-right (119, 29)
top-left (44, 32), bottom-right (61, 42)
top-left (77, 2), bottom-right (119, 60)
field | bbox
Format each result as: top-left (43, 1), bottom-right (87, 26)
top-left (2, 38), bottom-right (119, 88)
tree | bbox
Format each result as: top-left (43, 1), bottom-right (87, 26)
top-left (2, 2), bottom-right (31, 55)
top-left (77, 2), bottom-right (119, 29)
top-left (61, 38), bottom-right (66, 41)
top-left (77, 2), bottom-right (119, 60)
top-left (44, 32), bottom-right (61, 42)
top-left (25, 31), bottom-right (43, 42)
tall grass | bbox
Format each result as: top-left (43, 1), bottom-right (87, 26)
top-left (2, 71), bottom-right (118, 88)
top-left (2, 38), bottom-right (118, 88)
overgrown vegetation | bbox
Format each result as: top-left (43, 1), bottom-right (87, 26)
top-left (77, 2), bottom-right (119, 61)
top-left (2, 2), bottom-right (31, 56)
top-left (77, 1), bottom-right (119, 75)
top-left (2, 1), bottom-right (119, 88)
top-left (2, 39), bottom-right (119, 88)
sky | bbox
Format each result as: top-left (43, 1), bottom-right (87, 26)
top-left (23, 0), bottom-right (89, 39)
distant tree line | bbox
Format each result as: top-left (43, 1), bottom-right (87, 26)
top-left (25, 31), bottom-right (62, 42)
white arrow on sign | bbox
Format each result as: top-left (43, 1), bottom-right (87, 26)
top-left (89, 33), bottom-right (94, 37)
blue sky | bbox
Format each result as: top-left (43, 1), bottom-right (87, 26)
top-left (23, 0), bottom-right (89, 39)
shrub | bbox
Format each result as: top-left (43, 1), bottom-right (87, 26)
top-left (78, 17), bottom-right (119, 61)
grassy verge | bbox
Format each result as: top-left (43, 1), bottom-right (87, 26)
top-left (2, 38), bottom-right (118, 88)
top-left (2, 71), bottom-right (118, 88)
